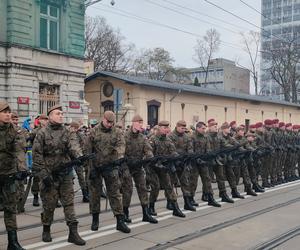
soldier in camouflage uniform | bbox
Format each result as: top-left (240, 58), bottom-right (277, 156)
top-left (120, 114), bottom-right (157, 224)
top-left (11, 112), bottom-right (29, 214)
top-left (233, 126), bottom-right (257, 196)
top-left (190, 121), bottom-right (221, 207)
top-left (276, 122), bottom-right (287, 184)
top-left (218, 122), bottom-right (245, 199)
top-left (0, 101), bottom-right (25, 250)
top-left (69, 122), bottom-right (89, 203)
top-left (32, 105), bottom-right (86, 246)
top-left (206, 119), bottom-right (234, 203)
top-left (148, 120), bottom-right (185, 217)
top-left (29, 114), bottom-right (48, 207)
top-left (88, 111), bottom-right (130, 233)
top-left (168, 120), bottom-right (196, 211)
top-left (262, 119), bottom-right (276, 187)
top-left (229, 121), bottom-right (237, 137)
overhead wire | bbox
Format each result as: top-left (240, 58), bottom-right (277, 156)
top-left (92, 3), bottom-right (248, 52)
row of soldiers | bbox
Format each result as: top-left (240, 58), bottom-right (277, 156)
top-left (1, 99), bottom-right (300, 249)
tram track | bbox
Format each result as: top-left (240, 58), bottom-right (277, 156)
top-left (147, 195), bottom-right (300, 250)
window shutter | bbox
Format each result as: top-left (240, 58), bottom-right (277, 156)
top-left (50, 20), bottom-right (58, 50)
top-left (40, 18), bottom-right (48, 49)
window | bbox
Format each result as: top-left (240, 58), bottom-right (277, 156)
top-left (40, 2), bottom-right (59, 51)
top-left (39, 83), bottom-right (60, 114)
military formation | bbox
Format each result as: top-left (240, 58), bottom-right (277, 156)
top-left (1, 99), bottom-right (300, 250)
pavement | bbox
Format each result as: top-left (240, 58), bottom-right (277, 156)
top-left (1, 179), bottom-right (300, 250)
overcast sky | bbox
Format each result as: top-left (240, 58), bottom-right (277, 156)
top-left (86, 0), bottom-right (261, 70)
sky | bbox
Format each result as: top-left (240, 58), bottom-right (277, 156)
top-left (86, 0), bottom-right (261, 71)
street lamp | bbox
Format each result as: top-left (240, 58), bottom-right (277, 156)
top-left (85, 0), bottom-right (115, 8)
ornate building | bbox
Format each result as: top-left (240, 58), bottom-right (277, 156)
top-left (0, 0), bottom-right (86, 122)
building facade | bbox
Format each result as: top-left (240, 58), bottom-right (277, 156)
top-left (0, 0), bottom-right (86, 122)
top-left (261, 0), bottom-right (300, 99)
top-left (187, 58), bottom-right (250, 94)
top-left (85, 71), bottom-right (300, 129)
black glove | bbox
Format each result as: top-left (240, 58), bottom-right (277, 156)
top-left (89, 168), bottom-right (98, 180)
top-left (15, 171), bottom-right (29, 181)
top-left (42, 176), bottom-right (53, 188)
top-left (128, 159), bottom-right (140, 167)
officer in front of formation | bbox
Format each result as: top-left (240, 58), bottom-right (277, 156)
top-left (0, 101), bottom-right (25, 250)
top-left (32, 105), bottom-right (86, 246)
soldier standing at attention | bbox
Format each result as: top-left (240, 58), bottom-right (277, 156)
top-left (148, 120), bottom-right (185, 218)
top-left (190, 121), bottom-right (221, 207)
top-left (121, 114), bottom-right (157, 224)
top-left (168, 120), bottom-right (196, 211)
top-left (0, 101), bottom-right (25, 250)
top-left (89, 111), bottom-right (130, 233)
top-left (29, 114), bottom-right (48, 207)
top-left (32, 105), bottom-right (86, 246)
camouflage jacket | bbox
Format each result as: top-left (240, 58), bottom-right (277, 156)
top-left (206, 131), bottom-right (220, 151)
top-left (168, 129), bottom-right (193, 154)
top-left (218, 132), bottom-right (239, 148)
top-left (14, 125), bottom-right (28, 171)
top-left (150, 134), bottom-right (178, 157)
top-left (0, 122), bottom-right (18, 175)
top-left (90, 122), bottom-right (125, 166)
top-left (32, 122), bottom-right (82, 179)
top-left (124, 128), bottom-right (153, 162)
top-left (191, 131), bottom-right (210, 154)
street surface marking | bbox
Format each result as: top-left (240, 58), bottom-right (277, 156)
top-left (23, 180), bottom-right (300, 249)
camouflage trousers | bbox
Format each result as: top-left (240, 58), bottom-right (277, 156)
top-left (89, 168), bottom-right (123, 215)
top-left (0, 178), bottom-right (17, 231)
top-left (120, 165), bottom-right (149, 207)
top-left (223, 164), bottom-right (237, 190)
top-left (74, 165), bottom-right (88, 190)
top-left (40, 174), bottom-right (77, 226)
top-left (170, 166), bottom-right (191, 196)
top-left (232, 162), bottom-right (251, 188)
top-left (189, 164), bottom-right (213, 196)
top-left (211, 164), bottom-right (227, 195)
top-left (248, 162), bottom-right (259, 184)
top-left (146, 166), bottom-right (177, 203)
top-left (16, 180), bottom-right (25, 211)
top-left (31, 175), bottom-right (40, 195)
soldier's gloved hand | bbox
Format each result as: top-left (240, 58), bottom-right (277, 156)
top-left (42, 176), bottom-right (53, 188)
top-left (174, 160), bottom-right (182, 168)
top-left (15, 171), bottom-right (29, 181)
top-left (196, 158), bottom-right (205, 165)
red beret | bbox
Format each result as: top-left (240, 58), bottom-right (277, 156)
top-left (273, 119), bottom-right (279, 124)
top-left (264, 119), bottom-right (273, 125)
top-left (286, 123), bottom-right (292, 127)
top-left (230, 121), bottom-right (236, 127)
top-left (256, 122), bottom-right (263, 128)
top-left (278, 122), bottom-right (285, 128)
top-left (249, 124), bottom-right (256, 129)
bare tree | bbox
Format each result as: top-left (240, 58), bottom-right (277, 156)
top-left (85, 16), bottom-right (135, 73)
top-left (264, 38), bottom-right (300, 103)
top-left (193, 28), bottom-right (221, 86)
top-left (133, 47), bottom-right (174, 81)
top-left (240, 31), bottom-right (260, 95)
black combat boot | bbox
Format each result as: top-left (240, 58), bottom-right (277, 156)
top-left (149, 202), bottom-right (157, 216)
top-left (207, 193), bottom-right (221, 207)
top-left (166, 200), bottom-right (174, 210)
top-left (82, 189), bottom-right (89, 203)
top-left (183, 196), bottom-right (196, 211)
top-left (190, 196), bottom-right (199, 207)
top-left (33, 194), bottom-right (40, 207)
top-left (245, 186), bottom-right (257, 196)
top-left (231, 188), bottom-right (245, 199)
top-left (68, 222), bottom-right (86, 246)
top-left (220, 192), bottom-right (234, 203)
top-left (91, 213), bottom-right (99, 231)
top-left (123, 207), bottom-right (132, 223)
top-left (42, 225), bottom-right (52, 242)
top-left (172, 201), bottom-right (186, 218)
top-left (116, 215), bottom-right (131, 233)
top-left (7, 230), bottom-right (25, 250)
top-left (142, 205), bottom-right (158, 223)
top-left (252, 183), bottom-right (265, 193)
top-left (201, 193), bottom-right (208, 202)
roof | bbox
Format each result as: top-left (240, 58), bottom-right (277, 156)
top-left (85, 71), bottom-right (300, 108)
